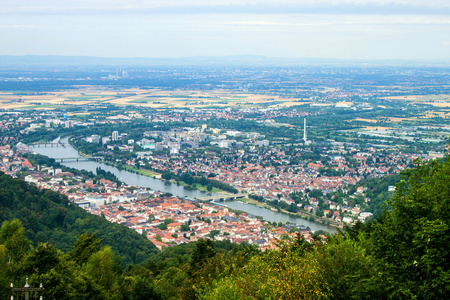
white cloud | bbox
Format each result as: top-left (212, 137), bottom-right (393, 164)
top-left (224, 15), bottom-right (450, 27)
top-left (225, 21), bottom-right (283, 26)
top-left (0, 24), bottom-right (37, 29)
top-left (1, 0), bottom-right (450, 15)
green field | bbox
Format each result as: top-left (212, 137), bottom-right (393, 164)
top-left (20, 104), bottom-right (76, 109)
top-left (67, 96), bottom-right (102, 100)
top-left (121, 166), bottom-right (161, 177)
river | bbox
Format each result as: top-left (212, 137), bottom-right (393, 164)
top-left (30, 137), bottom-right (336, 232)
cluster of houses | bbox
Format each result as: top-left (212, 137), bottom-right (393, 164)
top-left (90, 196), bottom-right (314, 251)
top-left (126, 140), bottom-right (428, 224)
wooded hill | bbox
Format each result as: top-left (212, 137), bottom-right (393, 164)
top-left (0, 171), bottom-right (158, 266)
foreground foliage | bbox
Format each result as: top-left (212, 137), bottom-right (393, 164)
top-left (358, 158), bottom-right (450, 298)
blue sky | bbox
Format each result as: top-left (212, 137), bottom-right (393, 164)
top-left (1, 0), bottom-right (449, 60)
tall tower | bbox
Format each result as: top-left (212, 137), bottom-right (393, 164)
top-left (303, 118), bottom-right (307, 142)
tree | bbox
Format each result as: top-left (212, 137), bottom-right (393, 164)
top-left (309, 189), bottom-right (323, 199)
top-left (131, 277), bottom-right (162, 300)
top-left (199, 236), bottom-right (326, 299)
top-left (361, 158), bottom-right (450, 298)
top-left (287, 203), bottom-right (298, 213)
top-left (158, 223), bottom-right (167, 230)
top-left (0, 219), bottom-right (30, 263)
top-left (180, 224), bottom-right (190, 232)
top-left (84, 246), bottom-right (121, 292)
top-left (148, 214), bottom-right (155, 222)
top-left (67, 233), bottom-right (103, 266)
top-left (189, 239), bottom-right (216, 274)
top-left (0, 245), bottom-right (9, 297)
top-left (208, 230), bottom-right (220, 240)
top-left (158, 266), bottom-right (188, 299)
top-left (21, 242), bottom-right (60, 275)
top-left (161, 172), bottom-right (172, 181)
top-left (163, 218), bottom-right (174, 225)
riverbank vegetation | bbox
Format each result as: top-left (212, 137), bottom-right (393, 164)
top-left (119, 165), bottom-right (161, 177)
top-left (160, 171), bottom-right (238, 194)
top-left (241, 197), bottom-right (341, 228)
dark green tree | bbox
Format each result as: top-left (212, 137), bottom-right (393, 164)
top-left (67, 233), bottom-right (103, 266)
top-left (131, 277), bottom-right (162, 300)
top-left (362, 158), bottom-right (450, 299)
top-left (0, 219), bottom-right (30, 263)
top-left (189, 239), bottom-right (216, 275)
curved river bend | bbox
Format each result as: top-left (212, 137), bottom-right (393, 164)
top-left (30, 138), bottom-right (336, 233)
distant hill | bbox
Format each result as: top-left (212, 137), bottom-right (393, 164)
top-left (0, 171), bottom-right (158, 266)
top-left (1, 55), bottom-right (449, 68)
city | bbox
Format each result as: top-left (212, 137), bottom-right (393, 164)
top-left (1, 0), bottom-right (450, 297)
top-left (1, 70), bottom-right (449, 253)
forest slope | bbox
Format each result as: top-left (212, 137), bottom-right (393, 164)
top-left (0, 171), bottom-right (158, 266)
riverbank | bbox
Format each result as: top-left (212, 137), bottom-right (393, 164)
top-left (67, 137), bottom-right (163, 179)
top-left (110, 163), bottom-right (162, 179)
top-left (240, 197), bottom-right (343, 229)
top-left (169, 180), bottom-right (224, 193)
top-left (102, 161), bottom-right (225, 194)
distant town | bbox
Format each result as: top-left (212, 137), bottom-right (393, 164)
top-left (1, 64), bottom-right (449, 250)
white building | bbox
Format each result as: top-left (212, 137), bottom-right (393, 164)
top-left (65, 120), bottom-right (74, 128)
top-left (342, 216), bottom-right (353, 224)
top-left (255, 140), bottom-right (269, 147)
top-left (102, 137), bottom-right (110, 144)
top-left (86, 135), bottom-right (100, 143)
top-left (218, 140), bottom-right (231, 148)
top-left (112, 131), bottom-right (119, 141)
top-left (84, 195), bottom-right (105, 208)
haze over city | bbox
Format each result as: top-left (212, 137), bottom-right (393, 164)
top-left (1, 0), bottom-right (450, 60)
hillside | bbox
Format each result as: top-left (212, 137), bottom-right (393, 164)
top-left (0, 171), bottom-right (158, 266)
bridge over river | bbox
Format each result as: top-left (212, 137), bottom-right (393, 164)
top-left (31, 142), bottom-right (66, 147)
top-left (56, 157), bottom-right (103, 162)
top-left (196, 193), bottom-right (247, 202)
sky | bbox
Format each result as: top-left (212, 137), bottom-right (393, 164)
top-left (0, 0), bottom-right (450, 60)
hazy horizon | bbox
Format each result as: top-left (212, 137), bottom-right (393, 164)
top-left (2, 54), bottom-right (450, 69)
top-left (1, 1), bottom-right (449, 60)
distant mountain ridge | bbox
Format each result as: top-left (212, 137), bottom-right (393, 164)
top-left (1, 54), bottom-right (449, 68)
